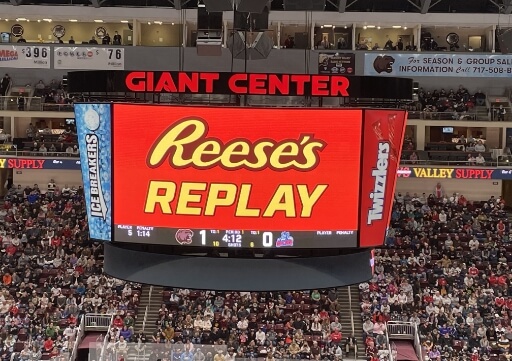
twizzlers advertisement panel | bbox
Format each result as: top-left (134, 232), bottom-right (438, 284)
top-left (359, 110), bottom-right (407, 247)
top-left (112, 105), bottom-right (363, 238)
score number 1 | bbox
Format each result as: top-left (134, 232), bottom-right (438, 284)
top-left (199, 230), bottom-right (273, 247)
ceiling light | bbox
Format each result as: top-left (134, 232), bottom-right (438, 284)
top-left (4, 19), bottom-right (8, 22)
top-left (69, 19), bottom-right (78, 22)
top-left (154, 21), bottom-right (162, 25)
top-left (366, 25), bottom-right (375, 28)
top-left (16, 18), bottom-right (27, 21)
top-left (403, 26), bottom-right (407, 30)
top-left (43, 18), bottom-right (52, 22)
top-left (320, 25), bottom-right (324, 28)
top-left (26, 19), bottom-right (30, 22)
top-left (363, 26), bottom-right (367, 30)
top-left (332, 26), bottom-right (335, 29)
top-left (344, 26), bottom-right (347, 29)
top-left (392, 25), bottom-right (401, 28)
top-left (147, 21), bottom-right (151, 25)
top-left (377, 26), bottom-right (381, 29)
top-left (121, 20), bottom-right (129, 23)
top-left (198, 3), bottom-right (205, 7)
top-left (323, 24), bottom-right (332, 28)
top-left (94, 20), bottom-right (103, 23)
top-left (171, 22), bottom-right (175, 25)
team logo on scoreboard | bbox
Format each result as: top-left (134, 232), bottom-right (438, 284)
top-left (275, 231), bottom-right (294, 247)
top-left (175, 229), bottom-right (194, 245)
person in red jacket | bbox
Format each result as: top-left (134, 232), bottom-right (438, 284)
top-left (330, 329), bottom-right (342, 346)
top-left (113, 315), bottom-right (124, 328)
top-left (43, 337), bottom-right (54, 352)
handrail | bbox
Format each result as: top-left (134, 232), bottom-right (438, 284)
top-left (0, 149), bottom-right (80, 158)
top-left (385, 327), bottom-right (394, 361)
top-left (347, 286), bottom-right (355, 336)
top-left (142, 305), bottom-right (149, 332)
top-left (399, 159), bottom-right (512, 167)
top-left (413, 322), bottom-right (424, 361)
top-left (142, 285), bottom-right (154, 332)
top-left (68, 314), bottom-right (85, 361)
top-left (99, 331), bottom-right (110, 361)
top-left (0, 96), bottom-right (71, 112)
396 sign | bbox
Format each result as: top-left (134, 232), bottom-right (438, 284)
top-left (21, 46), bottom-right (48, 59)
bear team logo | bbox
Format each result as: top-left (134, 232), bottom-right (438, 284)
top-left (175, 229), bottom-right (194, 245)
top-left (276, 231), bottom-right (294, 247)
top-left (373, 55), bottom-right (395, 74)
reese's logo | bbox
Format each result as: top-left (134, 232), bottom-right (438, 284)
top-left (147, 118), bottom-right (327, 171)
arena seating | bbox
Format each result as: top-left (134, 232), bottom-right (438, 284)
top-left (360, 190), bottom-right (511, 360)
top-left (0, 183), bottom-right (140, 361)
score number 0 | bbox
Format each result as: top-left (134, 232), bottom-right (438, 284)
top-left (199, 230), bottom-right (274, 247)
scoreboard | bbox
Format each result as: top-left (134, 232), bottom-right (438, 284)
top-left (75, 103), bottom-right (406, 249)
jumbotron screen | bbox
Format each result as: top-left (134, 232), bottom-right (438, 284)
top-left (75, 103), bottom-right (406, 249)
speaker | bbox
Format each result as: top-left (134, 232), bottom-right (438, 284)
top-left (227, 31), bottom-right (273, 60)
top-left (283, 0), bottom-right (325, 11)
top-left (197, 6), bottom-right (223, 30)
top-left (203, 0), bottom-right (233, 12)
top-left (497, 28), bottom-right (512, 54)
top-left (235, 0), bottom-right (268, 13)
top-left (234, 9), bottom-right (269, 31)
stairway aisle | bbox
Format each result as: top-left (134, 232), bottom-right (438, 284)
top-left (337, 287), bottom-right (366, 360)
top-left (133, 285), bottom-right (165, 333)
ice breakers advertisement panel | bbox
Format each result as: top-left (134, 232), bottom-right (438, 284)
top-left (75, 103), bottom-right (112, 241)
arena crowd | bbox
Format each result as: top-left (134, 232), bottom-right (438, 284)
top-left (0, 181), bottom-right (140, 361)
top-left (360, 186), bottom-right (512, 361)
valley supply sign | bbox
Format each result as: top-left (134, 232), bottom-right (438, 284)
top-left (365, 53), bottom-right (512, 77)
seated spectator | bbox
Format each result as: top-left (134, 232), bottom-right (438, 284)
top-left (474, 141), bottom-right (486, 152)
top-left (475, 153), bottom-right (485, 165)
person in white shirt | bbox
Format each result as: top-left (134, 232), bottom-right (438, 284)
top-left (255, 329), bottom-right (266, 345)
top-left (193, 315), bottom-right (204, 329)
top-left (476, 153), bottom-right (485, 164)
top-left (438, 211), bottom-right (447, 223)
top-left (201, 317), bottom-right (212, 331)
top-left (474, 141), bottom-right (486, 152)
top-left (469, 238), bottom-right (479, 251)
top-left (466, 312), bottom-right (474, 327)
top-left (237, 317), bottom-right (248, 330)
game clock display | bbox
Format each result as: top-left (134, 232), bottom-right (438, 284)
top-left (114, 225), bottom-right (357, 249)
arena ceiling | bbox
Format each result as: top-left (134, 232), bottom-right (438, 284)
top-left (0, 0), bottom-right (511, 13)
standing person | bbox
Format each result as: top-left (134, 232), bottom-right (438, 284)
top-left (113, 31), bottom-right (122, 45)
top-left (17, 95), bottom-right (25, 111)
top-left (0, 74), bottom-right (10, 96)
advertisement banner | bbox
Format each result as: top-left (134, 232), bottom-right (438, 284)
top-left (359, 110), bottom-right (407, 247)
top-left (397, 166), bottom-right (512, 180)
top-left (0, 158), bottom-right (81, 170)
top-left (54, 47), bottom-right (124, 70)
top-left (75, 103), bottom-right (112, 241)
top-left (67, 71), bottom-right (414, 99)
top-left (0, 45), bottom-right (50, 69)
top-left (364, 53), bottom-right (512, 77)
top-left (113, 105), bottom-right (362, 233)
top-left (318, 53), bottom-right (355, 75)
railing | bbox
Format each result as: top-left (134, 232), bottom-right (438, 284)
top-left (0, 96), bottom-right (71, 112)
top-left (99, 333), bottom-right (109, 361)
top-left (400, 158), bottom-right (512, 167)
top-left (84, 314), bottom-right (114, 331)
top-left (68, 314), bottom-right (85, 361)
top-left (384, 328), bottom-right (394, 361)
top-left (413, 323), bottom-right (424, 361)
top-left (0, 148), bottom-right (80, 158)
top-left (386, 321), bottom-right (423, 361)
top-left (347, 286), bottom-right (355, 336)
top-left (142, 285), bottom-right (154, 332)
top-left (407, 109), bottom-right (489, 121)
